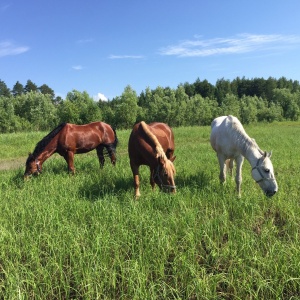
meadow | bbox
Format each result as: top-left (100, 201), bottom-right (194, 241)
top-left (0, 122), bottom-right (300, 299)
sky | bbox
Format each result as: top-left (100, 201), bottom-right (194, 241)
top-left (1, 0), bottom-right (300, 101)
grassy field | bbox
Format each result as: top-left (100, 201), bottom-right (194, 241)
top-left (0, 122), bottom-right (300, 299)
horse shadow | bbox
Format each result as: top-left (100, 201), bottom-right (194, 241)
top-left (77, 173), bottom-right (133, 202)
top-left (175, 170), bottom-right (212, 190)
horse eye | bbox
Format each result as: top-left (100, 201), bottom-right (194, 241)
top-left (265, 168), bottom-right (270, 173)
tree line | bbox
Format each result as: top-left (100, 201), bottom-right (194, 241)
top-left (0, 76), bottom-right (300, 133)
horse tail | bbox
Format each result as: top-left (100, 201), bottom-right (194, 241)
top-left (140, 121), bottom-right (166, 159)
top-left (102, 125), bottom-right (118, 160)
top-left (111, 126), bottom-right (118, 150)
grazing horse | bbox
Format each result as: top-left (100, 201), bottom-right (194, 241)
top-left (128, 121), bottom-right (176, 198)
top-left (24, 122), bottom-right (118, 178)
top-left (210, 115), bottom-right (278, 197)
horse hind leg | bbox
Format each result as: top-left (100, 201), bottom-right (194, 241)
top-left (217, 154), bottom-right (227, 184)
top-left (96, 146), bottom-right (105, 168)
top-left (63, 151), bottom-right (75, 175)
top-left (130, 162), bottom-right (141, 198)
top-left (225, 158), bottom-right (234, 177)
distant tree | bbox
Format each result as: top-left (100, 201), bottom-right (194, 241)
top-left (53, 96), bottom-right (63, 106)
top-left (240, 95), bottom-right (258, 124)
top-left (24, 80), bottom-right (38, 93)
top-left (173, 85), bottom-right (188, 126)
top-left (0, 80), bottom-right (11, 97)
top-left (13, 91), bottom-right (58, 130)
top-left (12, 81), bottom-right (24, 96)
top-left (194, 78), bottom-right (215, 99)
top-left (181, 81), bottom-right (195, 98)
top-left (114, 85), bottom-right (139, 128)
top-left (264, 77), bottom-right (277, 103)
top-left (58, 90), bottom-right (102, 124)
top-left (221, 94), bottom-right (240, 118)
top-left (215, 78), bottom-right (231, 105)
top-left (273, 88), bottom-right (299, 120)
top-left (39, 84), bottom-right (55, 100)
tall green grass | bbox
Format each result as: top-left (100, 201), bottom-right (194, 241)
top-left (0, 122), bottom-right (300, 299)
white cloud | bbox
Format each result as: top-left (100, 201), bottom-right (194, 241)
top-left (0, 41), bottom-right (29, 57)
top-left (94, 93), bottom-right (108, 102)
top-left (159, 33), bottom-right (300, 57)
top-left (108, 54), bottom-right (144, 59)
top-left (72, 65), bottom-right (83, 70)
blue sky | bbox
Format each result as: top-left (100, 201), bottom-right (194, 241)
top-left (1, 0), bottom-right (300, 100)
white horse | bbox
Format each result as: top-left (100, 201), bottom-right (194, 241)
top-left (210, 115), bottom-right (278, 197)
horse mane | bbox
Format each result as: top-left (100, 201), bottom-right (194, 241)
top-left (31, 123), bottom-right (67, 158)
top-left (140, 121), bottom-right (166, 159)
top-left (227, 115), bottom-right (264, 155)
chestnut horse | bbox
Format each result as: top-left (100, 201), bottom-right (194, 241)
top-left (24, 122), bottom-right (118, 178)
top-left (128, 121), bottom-right (176, 198)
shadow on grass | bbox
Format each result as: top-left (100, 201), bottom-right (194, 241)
top-left (77, 174), bottom-right (133, 202)
top-left (175, 170), bottom-right (212, 190)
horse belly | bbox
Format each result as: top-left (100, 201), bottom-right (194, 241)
top-left (211, 129), bottom-right (239, 159)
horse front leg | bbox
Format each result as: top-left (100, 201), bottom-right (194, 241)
top-left (235, 155), bottom-right (244, 197)
top-left (96, 146), bottom-right (105, 168)
top-left (150, 167), bottom-right (156, 191)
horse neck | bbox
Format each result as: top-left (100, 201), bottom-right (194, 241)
top-left (35, 139), bottom-right (57, 163)
top-left (232, 129), bottom-right (262, 167)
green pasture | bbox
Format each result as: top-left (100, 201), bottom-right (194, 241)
top-left (0, 122), bottom-right (299, 299)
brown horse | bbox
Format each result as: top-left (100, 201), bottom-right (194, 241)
top-left (128, 121), bottom-right (176, 198)
top-left (24, 122), bottom-right (118, 178)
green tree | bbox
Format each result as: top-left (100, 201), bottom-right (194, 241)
top-left (12, 81), bottom-right (24, 97)
top-left (13, 91), bottom-right (58, 130)
top-left (273, 88), bottom-right (299, 120)
top-left (58, 90), bottom-right (102, 124)
top-left (0, 80), bottom-right (11, 97)
top-left (239, 95), bottom-right (258, 124)
top-left (24, 80), bottom-right (38, 93)
top-left (173, 85), bottom-right (189, 126)
top-left (221, 94), bottom-right (240, 118)
top-left (215, 78), bottom-right (231, 105)
top-left (114, 85), bottom-right (139, 129)
top-left (39, 84), bottom-right (55, 100)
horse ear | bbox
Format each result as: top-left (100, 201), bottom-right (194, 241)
top-left (170, 156), bottom-right (176, 162)
top-left (263, 151), bottom-right (272, 158)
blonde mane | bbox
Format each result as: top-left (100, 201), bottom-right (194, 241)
top-left (140, 121), bottom-right (166, 159)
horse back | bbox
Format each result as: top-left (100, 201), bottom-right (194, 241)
top-left (148, 122), bottom-right (175, 152)
top-left (210, 115), bottom-right (242, 157)
top-left (128, 122), bottom-right (175, 165)
top-left (57, 122), bottom-right (115, 153)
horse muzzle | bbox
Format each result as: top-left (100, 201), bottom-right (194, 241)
top-left (162, 185), bottom-right (176, 193)
top-left (265, 190), bottom-right (277, 197)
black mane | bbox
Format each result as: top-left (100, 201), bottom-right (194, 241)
top-left (31, 123), bottom-right (67, 158)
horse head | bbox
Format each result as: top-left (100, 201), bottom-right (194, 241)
top-left (153, 155), bottom-right (176, 193)
top-left (251, 151), bottom-right (278, 197)
top-left (24, 153), bottom-right (42, 179)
